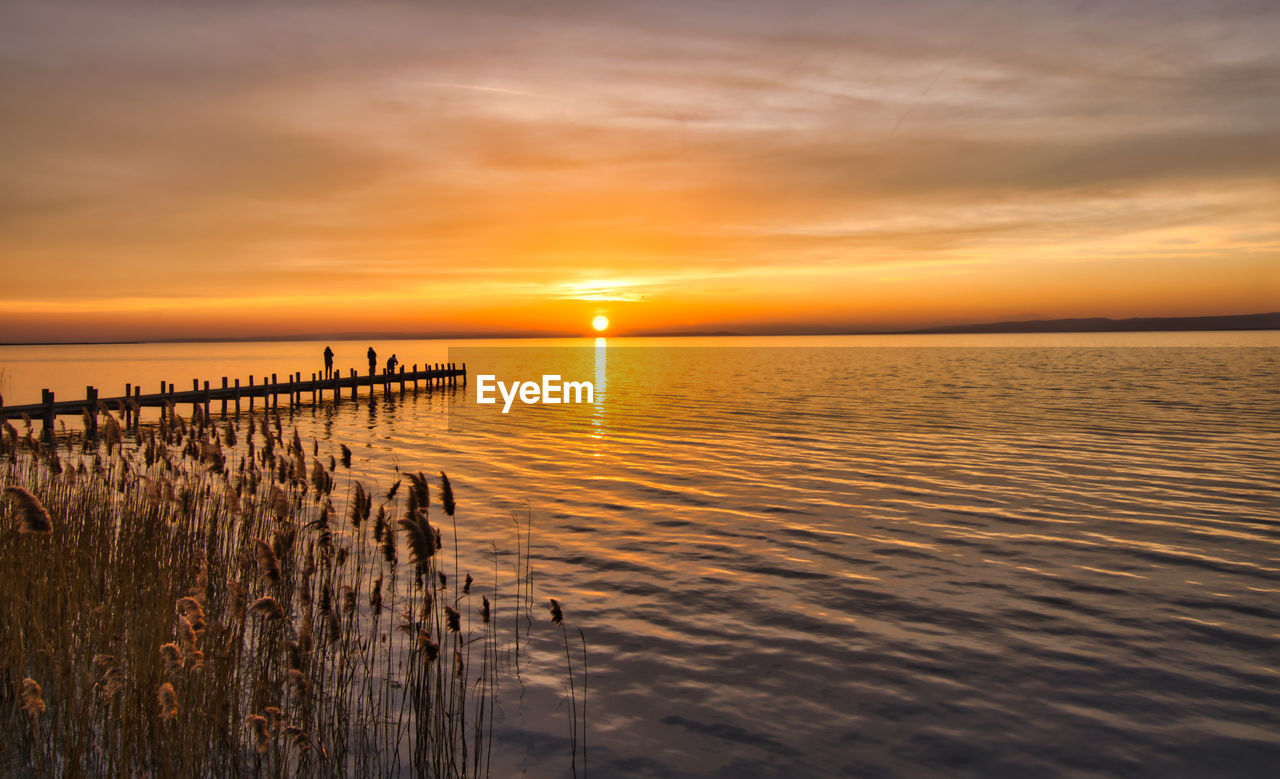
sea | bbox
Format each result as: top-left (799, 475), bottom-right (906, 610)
top-left (2, 331), bottom-right (1277, 777)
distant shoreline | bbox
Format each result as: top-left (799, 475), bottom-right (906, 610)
top-left (2, 312), bottom-right (1276, 346)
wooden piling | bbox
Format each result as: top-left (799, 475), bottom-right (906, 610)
top-left (221, 377), bottom-right (229, 416)
top-left (234, 378), bottom-right (241, 415)
top-left (86, 386), bottom-right (99, 437)
top-left (41, 389), bottom-right (54, 443)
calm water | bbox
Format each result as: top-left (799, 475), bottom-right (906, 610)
top-left (3, 333), bottom-right (1278, 776)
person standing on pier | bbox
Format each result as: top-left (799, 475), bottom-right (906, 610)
top-left (323, 346), bottom-right (335, 379)
top-left (367, 346), bottom-right (377, 375)
top-left (386, 354), bottom-right (398, 375)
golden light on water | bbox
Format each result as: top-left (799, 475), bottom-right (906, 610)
top-left (592, 315), bottom-right (610, 332)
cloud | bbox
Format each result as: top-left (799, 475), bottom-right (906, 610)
top-left (1, 0), bottom-right (1276, 338)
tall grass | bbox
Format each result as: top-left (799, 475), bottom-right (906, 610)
top-left (0, 404), bottom-right (583, 777)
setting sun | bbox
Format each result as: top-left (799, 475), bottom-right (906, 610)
top-left (592, 315), bottom-right (609, 332)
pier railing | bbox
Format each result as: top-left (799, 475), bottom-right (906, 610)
top-left (1, 362), bottom-right (466, 440)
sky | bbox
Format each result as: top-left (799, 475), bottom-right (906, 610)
top-left (1, 0), bottom-right (1277, 342)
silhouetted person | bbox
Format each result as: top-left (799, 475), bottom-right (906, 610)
top-left (367, 346), bottom-right (377, 375)
top-left (323, 346), bottom-right (334, 379)
top-left (386, 354), bottom-right (398, 374)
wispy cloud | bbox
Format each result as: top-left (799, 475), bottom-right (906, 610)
top-left (1, 0), bottom-right (1276, 339)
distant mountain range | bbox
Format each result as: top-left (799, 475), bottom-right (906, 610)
top-left (895, 311), bottom-right (1280, 335)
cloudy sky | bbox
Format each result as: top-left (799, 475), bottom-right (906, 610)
top-left (1, 0), bottom-right (1276, 341)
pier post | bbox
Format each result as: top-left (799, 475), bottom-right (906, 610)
top-left (311, 373), bottom-right (317, 405)
top-left (234, 378), bottom-right (241, 415)
top-left (221, 377), bottom-right (228, 416)
top-left (86, 386), bottom-right (99, 437)
top-left (412, 365), bottom-right (418, 391)
top-left (124, 383), bottom-right (132, 426)
top-left (399, 365), bottom-right (405, 394)
top-left (350, 369), bottom-right (357, 401)
top-left (462, 362), bottom-right (467, 387)
top-left (133, 386), bottom-right (141, 429)
top-left (271, 374), bottom-right (278, 409)
top-left (41, 389), bottom-right (54, 444)
top-left (203, 381), bottom-right (211, 419)
top-left (192, 379), bottom-right (199, 418)
top-left (249, 376), bottom-right (255, 411)
top-left (158, 382), bottom-right (166, 421)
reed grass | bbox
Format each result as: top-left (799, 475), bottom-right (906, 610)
top-left (1, 405), bottom-right (584, 777)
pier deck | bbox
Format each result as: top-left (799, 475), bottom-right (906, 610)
top-left (1, 363), bottom-right (466, 438)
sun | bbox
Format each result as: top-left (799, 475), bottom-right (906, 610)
top-left (592, 315), bottom-right (609, 332)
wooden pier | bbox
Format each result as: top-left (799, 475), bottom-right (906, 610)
top-left (1, 363), bottom-right (466, 440)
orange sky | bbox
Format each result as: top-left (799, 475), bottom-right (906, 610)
top-left (1, 0), bottom-right (1277, 342)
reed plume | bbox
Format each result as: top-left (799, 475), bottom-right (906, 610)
top-left (340, 443), bottom-right (352, 468)
top-left (370, 576), bottom-right (383, 615)
top-left (177, 616), bottom-right (198, 655)
top-left (284, 726), bottom-right (310, 753)
top-left (230, 580), bottom-right (246, 622)
top-left (157, 682), bottom-right (178, 721)
top-left (349, 482), bottom-right (371, 527)
top-left (444, 606), bottom-right (461, 633)
top-left (102, 412), bottom-right (123, 455)
top-left (20, 678), bottom-right (46, 717)
top-left (176, 597), bottom-right (206, 633)
top-left (249, 596), bottom-right (284, 619)
top-left (246, 715), bottom-right (270, 753)
top-left (264, 706), bottom-right (283, 733)
top-left (288, 668), bottom-right (312, 698)
top-left (311, 458), bottom-right (330, 495)
top-left (160, 643), bottom-right (183, 674)
top-left (380, 521), bottom-right (397, 564)
top-left (418, 633), bottom-right (439, 662)
top-left (253, 538), bottom-right (281, 582)
top-left (548, 599), bottom-right (564, 625)
top-left (189, 562), bottom-right (210, 605)
top-left (398, 510), bottom-right (436, 566)
top-left (439, 471), bottom-right (456, 516)
top-left (407, 472), bottom-right (429, 514)
top-left (6, 485), bottom-right (52, 533)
